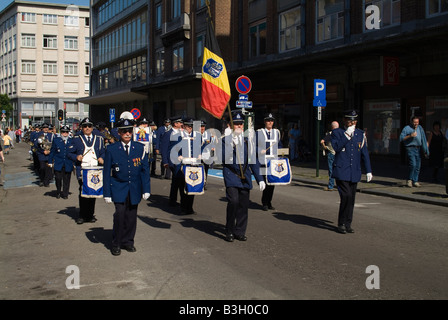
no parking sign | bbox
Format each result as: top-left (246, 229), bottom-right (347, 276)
top-left (130, 108), bottom-right (141, 120)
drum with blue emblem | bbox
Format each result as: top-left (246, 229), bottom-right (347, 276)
top-left (81, 166), bottom-right (104, 198)
top-left (182, 158), bottom-right (205, 195)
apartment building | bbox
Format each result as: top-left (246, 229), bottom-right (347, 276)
top-left (84, 0), bottom-right (448, 158)
top-left (0, 1), bottom-right (90, 129)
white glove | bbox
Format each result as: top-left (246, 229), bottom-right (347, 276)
top-left (104, 197), bottom-right (112, 204)
top-left (259, 181), bottom-right (266, 192)
top-left (345, 125), bottom-right (355, 138)
top-left (142, 193), bottom-right (150, 200)
top-left (47, 163), bottom-right (53, 168)
top-left (366, 173), bottom-right (373, 183)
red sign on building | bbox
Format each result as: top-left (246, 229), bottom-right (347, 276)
top-left (380, 56), bottom-right (400, 86)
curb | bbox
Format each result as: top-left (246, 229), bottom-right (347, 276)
top-left (292, 176), bottom-right (448, 208)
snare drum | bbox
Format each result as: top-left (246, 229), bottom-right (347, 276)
top-left (81, 166), bottom-right (103, 198)
top-left (266, 158), bottom-right (291, 185)
top-left (182, 164), bottom-right (205, 195)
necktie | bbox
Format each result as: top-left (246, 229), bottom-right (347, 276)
top-left (87, 136), bottom-right (91, 145)
top-left (125, 144), bottom-right (129, 155)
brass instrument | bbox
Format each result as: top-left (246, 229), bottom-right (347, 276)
top-left (102, 129), bottom-right (115, 144)
top-left (37, 134), bottom-right (52, 151)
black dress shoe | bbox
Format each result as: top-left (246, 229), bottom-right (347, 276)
top-left (121, 245), bottom-right (136, 252)
top-left (62, 196), bottom-right (68, 199)
top-left (56, 194), bottom-right (61, 199)
top-left (268, 205), bottom-right (275, 210)
top-left (234, 234), bottom-right (247, 241)
top-left (76, 218), bottom-right (84, 224)
top-left (111, 247), bottom-right (121, 256)
top-left (337, 225), bottom-right (346, 234)
top-left (225, 233), bottom-right (234, 242)
top-left (86, 217), bottom-right (97, 223)
top-left (346, 227), bottom-right (355, 233)
top-left (262, 205), bottom-right (269, 211)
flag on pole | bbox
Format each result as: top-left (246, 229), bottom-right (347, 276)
top-left (201, 18), bottom-right (231, 119)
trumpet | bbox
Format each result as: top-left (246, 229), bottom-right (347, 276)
top-left (37, 134), bottom-right (52, 151)
top-left (102, 129), bottom-right (115, 144)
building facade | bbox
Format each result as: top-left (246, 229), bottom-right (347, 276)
top-left (0, 1), bottom-right (90, 129)
top-left (84, 0), bottom-right (448, 159)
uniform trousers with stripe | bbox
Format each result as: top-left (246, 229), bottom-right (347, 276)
top-left (78, 179), bottom-right (96, 221)
top-left (226, 187), bottom-right (250, 236)
top-left (336, 180), bottom-right (358, 228)
top-left (112, 193), bottom-right (138, 247)
top-left (54, 167), bottom-right (71, 197)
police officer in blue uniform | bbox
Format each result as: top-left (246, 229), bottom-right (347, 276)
top-left (103, 118), bottom-right (151, 256)
top-left (71, 118), bottom-right (106, 224)
top-left (257, 113), bottom-right (283, 211)
top-left (156, 119), bottom-right (172, 179)
top-left (34, 123), bottom-right (54, 187)
top-left (48, 125), bottom-right (75, 199)
top-left (222, 112), bottom-right (265, 242)
top-left (331, 110), bottom-right (373, 234)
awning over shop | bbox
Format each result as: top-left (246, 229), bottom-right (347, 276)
top-left (77, 88), bottom-right (148, 105)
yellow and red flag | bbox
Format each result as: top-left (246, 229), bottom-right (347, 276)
top-left (201, 19), bottom-right (231, 119)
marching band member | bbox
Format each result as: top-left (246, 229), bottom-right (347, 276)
top-left (331, 110), bottom-right (372, 234)
top-left (222, 112), bottom-right (265, 242)
top-left (48, 125), bottom-right (75, 199)
top-left (257, 113), bottom-right (283, 211)
top-left (103, 118), bottom-right (151, 256)
top-left (72, 118), bottom-right (105, 225)
top-left (155, 119), bottom-right (172, 179)
top-left (161, 116), bottom-right (184, 208)
top-left (34, 123), bottom-right (54, 187)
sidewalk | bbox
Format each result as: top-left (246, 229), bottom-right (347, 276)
top-left (289, 157), bottom-right (448, 208)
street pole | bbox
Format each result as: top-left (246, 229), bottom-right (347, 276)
top-left (316, 106), bottom-right (321, 177)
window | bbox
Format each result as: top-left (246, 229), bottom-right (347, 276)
top-left (43, 61), bottom-right (57, 75)
top-left (85, 37), bottom-right (90, 51)
top-left (156, 4), bottom-right (162, 29)
top-left (249, 21), bottom-right (266, 58)
top-left (64, 15), bottom-right (79, 27)
top-left (65, 102), bottom-right (79, 112)
top-left (156, 48), bottom-right (165, 75)
top-left (85, 17), bottom-right (90, 26)
top-left (64, 36), bottom-right (78, 50)
top-left (197, 0), bottom-right (207, 9)
top-left (364, 0), bottom-right (400, 31)
top-left (22, 101), bottom-right (33, 110)
top-left (21, 60), bottom-right (35, 74)
top-left (64, 62), bottom-right (78, 75)
top-left (43, 35), bottom-right (57, 49)
top-left (196, 34), bottom-right (204, 66)
top-left (427, 0), bottom-right (448, 16)
top-left (171, 0), bottom-right (181, 19)
top-left (172, 43), bottom-right (184, 72)
top-left (21, 34), bottom-right (35, 47)
top-left (21, 13), bottom-right (36, 23)
top-left (43, 14), bottom-right (58, 24)
top-left (85, 63), bottom-right (90, 75)
top-left (279, 7), bottom-right (301, 52)
top-left (316, 0), bottom-right (344, 43)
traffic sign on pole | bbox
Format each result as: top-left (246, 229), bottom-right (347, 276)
top-left (235, 75), bottom-right (252, 94)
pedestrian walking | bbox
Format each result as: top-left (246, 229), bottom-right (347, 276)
top-left (2, 129), bottom-right (13, 154)
top-left (71, 117), bottom-right (105, 224)
top-left (288, 123), bottom-right (300, 161)
top-left (222, 112), bottom-right (265, 242)
top-left (427, 121), bottom-right (446, 183)
top-left (257, 113), bottom-right (283, 211)
top-left (48, 125), bottom-right (75, 199)
top-left (103, 118), bottom-right (151, 256)
top-left (0, 143), bottom-right (4, 186)
top-left (331, 110), bottom-right (372, 234)
top-left (399, 116), bottom-right (429, 187)
top-left (321, 121), bottom-right (339, 191)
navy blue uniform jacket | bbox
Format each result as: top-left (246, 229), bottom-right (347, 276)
top-left (48, 137), bottom-right (75, 172)
top-left (222, 135), bottom-right (263, 189)
top-left (34, 132), bottom-right (54, 161)
top-left (331, 127), bottom-right (372, 183)
top-left (103, 141), bottom-right (151, 205)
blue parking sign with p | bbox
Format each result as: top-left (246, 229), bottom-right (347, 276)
top-left (313, 79), bottom-right (327, 107)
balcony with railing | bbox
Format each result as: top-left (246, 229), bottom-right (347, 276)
top-left (160, 12), bottom-right (191, 46)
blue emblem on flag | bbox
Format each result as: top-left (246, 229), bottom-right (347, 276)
top-left (203, 58), bottom-right (223, 78)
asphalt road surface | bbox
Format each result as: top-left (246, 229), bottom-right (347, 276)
top-left (0, 149), bottom-right (447, 302)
